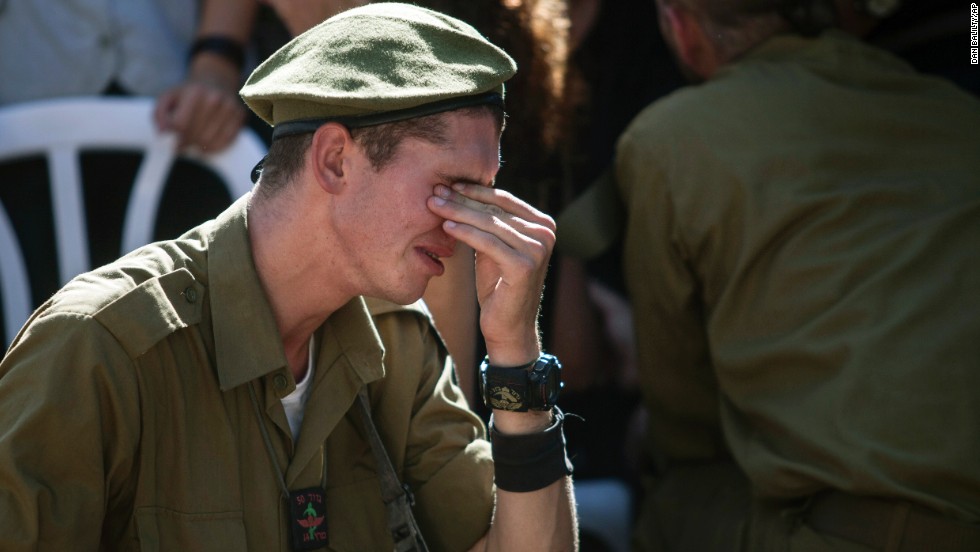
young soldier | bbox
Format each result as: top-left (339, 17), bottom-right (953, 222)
top-left (0, 4), bottom-right (576, 550)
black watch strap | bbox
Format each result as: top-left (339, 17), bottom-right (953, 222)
top-left (189, 35), bottom-right (245, 69)
top-left (482, 361), bottom-right (531, 412)
top-left (481, 354), bottom-right (562, 412)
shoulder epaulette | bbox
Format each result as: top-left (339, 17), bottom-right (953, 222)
top-left (94, 268), bottom-right (205, 359)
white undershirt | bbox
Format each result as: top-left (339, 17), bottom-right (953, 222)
top-left (280, 336), bottom-right (315, 440)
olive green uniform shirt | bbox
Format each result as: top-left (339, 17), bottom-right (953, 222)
top-left (0, 195), bottom-right (494, 551)
top-left (616, 31), bottom-right (980, 525)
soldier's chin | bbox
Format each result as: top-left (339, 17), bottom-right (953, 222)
top-left (381, 285), bottom-right (426, 307)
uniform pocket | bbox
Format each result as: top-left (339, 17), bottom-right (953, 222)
top-left (136, 507), bottom-right (247, 551)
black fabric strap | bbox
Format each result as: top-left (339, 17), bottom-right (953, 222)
top-left (248, 381), bottom-right (291, 499)
top-left (356, 387), bottom-right (430, 552)
top-left (189, 35), bottom-right (245, 69)
top-left (489, 408), bottom-right (574, 492)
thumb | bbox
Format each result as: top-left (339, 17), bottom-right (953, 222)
top-left (153, 89), bottom-right (179, 131)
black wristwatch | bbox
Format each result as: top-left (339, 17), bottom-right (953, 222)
top-left (479, 354), bottom-right (563, 412)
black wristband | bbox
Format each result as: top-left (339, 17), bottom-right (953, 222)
top-left (189, 36), bottom-right (245, 69)
top-left (489, 408), bottom-right (574, 492)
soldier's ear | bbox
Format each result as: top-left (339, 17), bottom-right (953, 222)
top-left (310, 123), bottom-right (350, 195)
top-left (659, 2), bottom-right (723, 79)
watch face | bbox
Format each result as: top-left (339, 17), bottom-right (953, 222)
top-left (520, 354), bottom-right (559, 410)
top-left (544, 370), bottom-right (560, 404)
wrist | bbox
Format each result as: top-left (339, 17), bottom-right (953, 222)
top-left (182, 58), bottom-right (243, 100)
top-left (484, 354), bottom-right (537, 370)
top-left (484, 337), bottom-right (540, 367)
top-left (490, 409), bottom-right (553, 435)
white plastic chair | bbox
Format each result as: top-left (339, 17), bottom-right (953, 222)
top-left (0, 96), bottom-right (266, 346)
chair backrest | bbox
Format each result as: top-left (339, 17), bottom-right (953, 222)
top-left (0, 96), bottom-right (266, 346)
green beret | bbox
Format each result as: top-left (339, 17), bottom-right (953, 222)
top-left (240, 2), bottom-right (517, 133)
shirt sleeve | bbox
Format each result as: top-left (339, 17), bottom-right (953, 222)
top-left (616, 119), bottom-right (728, 461)
top-left (367, 308), bottom-right (494, 552)
top-left (0, 310), bottom-right (141, 550)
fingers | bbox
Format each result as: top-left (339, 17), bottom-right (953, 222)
top-left (429, 183), bottom-right (556, 259)
top-left (154, 81), bottom-right (246, 152)
top-left (428, 185), bottom-right (555, 366)
top-left (443, 183), bottom-right (556, 234)
top-left (153, 90), bottom-right (179, 131)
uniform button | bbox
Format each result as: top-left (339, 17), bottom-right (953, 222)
top-left (183, 287), bottom-right (197, 303)
top-left (274, 374), bottom-right (288, 391)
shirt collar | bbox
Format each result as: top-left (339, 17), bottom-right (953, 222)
top-left (206, 194), bottom-right (385, 391)
top-left (208, 194), bottom-right (285, 390)
top-left (321, 297), bottom-right (386, 384)
top-left (730, 30), bottom-right (910, 77)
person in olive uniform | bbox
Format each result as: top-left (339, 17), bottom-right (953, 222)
top-left (560, 0), bottom-right (980, 550)
top-left (0, 4), bottom-right (577, 551)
